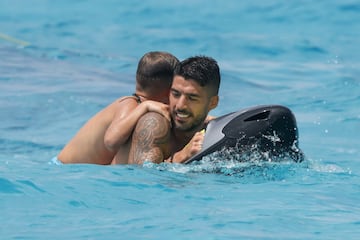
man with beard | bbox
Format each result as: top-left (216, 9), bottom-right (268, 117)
top-left (126, 56), bottom-right (220, 164)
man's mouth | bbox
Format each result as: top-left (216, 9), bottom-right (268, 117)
top-left (175, 111), bottom-right (191, 120)
top-left (177, 112), bottom-right (189, 118)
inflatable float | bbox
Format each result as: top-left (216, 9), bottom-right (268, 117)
top-left (184, 105), bottom-right (304, 164)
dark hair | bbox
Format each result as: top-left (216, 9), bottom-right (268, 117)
top-left (174, 56), bottom-right (220, 95)
top-left (136, 51), bottom-right (179, 91)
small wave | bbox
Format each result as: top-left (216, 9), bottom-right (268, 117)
top-left (339, 4), bottom-right (360, 12)
top-left (143, 148), bottom-right (308, 182)
top-left (308, 160), bottom-right (351, 174)
top-left (0, 177), bottom-right (23, 193)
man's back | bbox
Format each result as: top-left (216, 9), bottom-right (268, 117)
top-left (58, 97), bottom-right (138, 164)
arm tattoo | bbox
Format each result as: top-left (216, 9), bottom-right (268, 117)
top-left (129, 112), bottom-right (170, 164)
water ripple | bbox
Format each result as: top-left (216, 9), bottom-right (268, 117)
top-left (17, 180), bottom-right (46, 193)
top-left (0, 177), bottom-right (22, 193)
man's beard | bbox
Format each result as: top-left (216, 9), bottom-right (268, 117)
top-left (172, 110), bottom-right (207, 132)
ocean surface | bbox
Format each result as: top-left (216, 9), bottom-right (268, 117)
top-left (1, 0), bottom-right (360, 239)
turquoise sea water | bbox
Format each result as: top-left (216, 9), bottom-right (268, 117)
top-left (1, 0), bottom-right (360, 239)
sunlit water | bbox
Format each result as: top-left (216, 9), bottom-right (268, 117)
top-left (1, 0), bottom-right (360, 239)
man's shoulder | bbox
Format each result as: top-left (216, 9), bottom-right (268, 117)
top-left (108, 96), bottom-right (138, 110)
top-left (130, 111), bottom-right (171, 164)
top-left (138, 112), bottom-right (169, 128)
top-left (116, 95), bottom-right (139, 104)
top-left (136, 112), bottom-right (171, 142)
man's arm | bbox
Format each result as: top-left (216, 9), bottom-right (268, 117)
top-left (128, 112), bottom-right (171, 164)
top-left (104, 100), bottom-right (170, 152)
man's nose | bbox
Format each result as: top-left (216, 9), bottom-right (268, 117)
top-left (176, 95), bottom-right (187, 109)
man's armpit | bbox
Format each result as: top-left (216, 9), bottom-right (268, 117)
top-left (130, 112), bottom-right (170, 164)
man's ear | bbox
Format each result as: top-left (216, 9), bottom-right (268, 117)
top-left (209, 95), bottom-right (219, 110)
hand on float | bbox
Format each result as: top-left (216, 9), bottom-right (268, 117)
top-left (169, 129), bottom-right (205, 163)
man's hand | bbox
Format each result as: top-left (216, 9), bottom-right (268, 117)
top-left (171, 130), bottom-right (205, 163)
top-left (205, 115), bottom-right (216, 124)
top-left (143, 101), bottom-right (170, 123)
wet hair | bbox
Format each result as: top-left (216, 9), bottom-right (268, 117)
top-left (174, 55), bottom-right (220, 96)
top-left (136, 51), bottom-right (179, 91)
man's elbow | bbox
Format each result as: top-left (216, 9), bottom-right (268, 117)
top-left (104, 133), bottom-right (126, 152)
top-left (104, 137), bottom-right (116, 152)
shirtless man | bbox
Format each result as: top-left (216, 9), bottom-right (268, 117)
top-left (57, 51), bottom-right (179, 164)
top-left (127, 56), bottom-right (220, 164)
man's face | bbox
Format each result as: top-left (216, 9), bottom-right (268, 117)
top-left (169, 75), bottom-right (218, 132)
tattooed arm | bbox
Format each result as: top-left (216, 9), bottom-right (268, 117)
top-left (128, 112), bottom-right (171, 164)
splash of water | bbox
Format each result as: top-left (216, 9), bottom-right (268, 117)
top-left (143, 145), bottom-right (309, 182)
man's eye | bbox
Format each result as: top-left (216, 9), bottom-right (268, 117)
top-left (188, 96), bottom-right (198, 101)
top-left (172, 91), bottom-right (180, 97)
